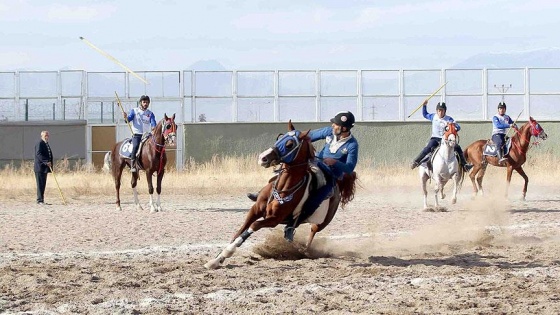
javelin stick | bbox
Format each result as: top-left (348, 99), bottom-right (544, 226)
top-left (115, 91), bottom-right (134, 136)
top-left (407, 82), bottom-right (448, 118)
top-left (505, 108), bottom-right (524, 138)
top-left (48, 165), bottom-right (67, 205)
top-left (79, 36), bottom-right (149, 85)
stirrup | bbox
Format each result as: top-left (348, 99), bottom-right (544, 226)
top-left (463, 164), bottom-right (473, 172)
top-left (283, 226), bottom-right (295, 242)
top-left (410, 161), bottom-right (419, 169)
top-left (130, 160), bottom-right (137, 172)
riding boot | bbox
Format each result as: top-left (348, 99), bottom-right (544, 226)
top-left (130, 159), bottom-right (137, 172)
top-left (458, 151), bottom-right (473, 172)
top-left (410, 153), bottom-right (424, 169)
top-left (283, 216), bottom-right (296, 242)
top-left (247, 192), bottom-right (258, 202)
top-left (497, 149), bottom-right (507, 164)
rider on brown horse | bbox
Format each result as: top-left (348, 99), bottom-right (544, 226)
top-left (492, 102), bottom-right (517, 165)
top-left (410, 100), bottom-right (472, 172)
top-left (123, 95), bottom-right (156, 172)
top-left (249, 111), bottom-right (359, 241)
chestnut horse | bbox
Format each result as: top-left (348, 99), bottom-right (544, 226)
top-left (464, 117), bottom-right (547, 200)
top-left (205, 121), bottom-right (357, 269)
top-left (104, 114), bottom-right (177, 212)
top-left (419, 122), bottom-right (464, 211)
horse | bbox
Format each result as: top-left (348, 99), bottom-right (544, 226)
top-left (418, 122), bottom-right (464, 211)
top-left (204, 120), bottom-right (357, 269)
top-left (104, 113), bottom-right (177, 212)
top-left (464, 116), bottom-right (547, 200)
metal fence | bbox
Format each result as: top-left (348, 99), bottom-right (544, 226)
top-left (1, 68), bottom-right (559, 125)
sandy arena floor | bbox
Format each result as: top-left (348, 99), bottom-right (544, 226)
top-left (1, 183), bottom-right (559, 314)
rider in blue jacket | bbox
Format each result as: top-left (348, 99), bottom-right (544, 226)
top-left (492, 102), bottom-right (516, 164)
top-left (247, 111), bottom-right (359, 242)
top-left (410, 100), bottom-right (472, 172)
top-left (123, 95), bottom-right (157, 172)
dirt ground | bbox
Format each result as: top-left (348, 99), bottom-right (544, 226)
top-left (1, 181), bottom-right (559, 314)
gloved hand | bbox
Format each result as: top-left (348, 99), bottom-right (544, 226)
top-left (122, 112), bottom-right (128, 121)
top-left (511, 123), bottom-right (518, 129)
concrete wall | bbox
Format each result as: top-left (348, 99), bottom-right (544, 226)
top-left (0, 120), bottom-right (87, 167)
top-left (183, 119), bottom-right (558, 166)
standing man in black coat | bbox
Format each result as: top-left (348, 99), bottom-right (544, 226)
top-left (34, 130), bottom-right (53, 205)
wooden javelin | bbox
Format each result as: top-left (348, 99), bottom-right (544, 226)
top-left (48, 165), bottom-right (67, 205)
top-left (115, 91), bottom-right (135, 136)
top-left (79, 36), bottom-right (149, 85)
top-left (407, 82), bottom-right (448, 118)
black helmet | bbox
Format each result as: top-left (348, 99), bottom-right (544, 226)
top-left (498, 102), bottom-right (506, 109)
top-left (139, 95), bottom-right (151, 103)
top-left (330, 111), bottom-right (355, 129)
top-left (436, 102), bottom-right (447, 111)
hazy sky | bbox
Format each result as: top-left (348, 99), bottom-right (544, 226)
top-left (1, 0), bottom-right (559, 71)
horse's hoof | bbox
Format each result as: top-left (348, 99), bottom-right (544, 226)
top-left (423, 207), bottom-right (435, 212)
top-left (116, 206), bottom-right (122, 211)
top-left (452, 198), bottom-right (457, 204)
top-left (436, 206), bottom-right (448, 212)
top-left (204, 259), bottom-right (221, 270)
top-left (441, 194), bottom-right (446, 199)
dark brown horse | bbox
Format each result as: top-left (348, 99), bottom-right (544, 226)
top-left (104, 114), bottom-right (177, 212)
top-left (205, 121), bottom-right (357, 269)
top-left (464, 117), bottom-right (547, 200)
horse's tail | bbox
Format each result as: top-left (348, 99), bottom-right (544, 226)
top-left (463, 145), bottom-right (470, 164)
top-left (103, 151), bottom-right (112, 173)
top-left (338, 171), bottom-right (357, 209)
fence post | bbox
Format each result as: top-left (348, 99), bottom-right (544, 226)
top-left (25, 99), bottom-right (28, 121)
top-left (101, 101), bottom-right (104, 123)
top-left (52, 102), bottom-right (56, 120)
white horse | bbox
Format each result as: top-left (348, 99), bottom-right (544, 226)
top-left (419, 123), bottom-right (463, 211)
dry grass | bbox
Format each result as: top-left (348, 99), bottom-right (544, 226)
top-left (1, 153), bottom-right (559, 202)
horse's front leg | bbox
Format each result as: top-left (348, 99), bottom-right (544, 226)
top-left (131, 171), bottom-right (143, 211)
top-left (155, 170), bottom-right (164, 211)
top-left (515, 166), bottom-right (529, 201)
top-left (451, 174), bottom-right (459, 204)
top-left (146, 171), bottom-right (157, 212)
top-left (433, 180), bottom-right (441, 209)
top-left (205, 203), bottom-right (267, 270)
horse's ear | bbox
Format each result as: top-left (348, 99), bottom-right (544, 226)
top-left (288, 120), bottom-right (295, 131)
top-left (164, 113), bottom-right (169, 120)
top-left (529, 116), bottom-right (534, 122)
top-left (301, 129), bottom-right (311, 138)
top-left (172, 113), bottom-right (176, 120)
top-left (276, 133), bottom-right (284, 140)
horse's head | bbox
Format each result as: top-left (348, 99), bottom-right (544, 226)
top-left (162, 113), bottom-right (177, 146)
top-left (528, 116), bottom-right (547, 140)
top-left (443, 122), bottom-right (458, 147)
top-left (258, 120), bottom-right (312, 168)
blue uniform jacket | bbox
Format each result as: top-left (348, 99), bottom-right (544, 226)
top-left (308, 126), bottom-right (359, 179)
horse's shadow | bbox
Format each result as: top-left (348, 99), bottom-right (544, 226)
top-left (367, 253), bottom-right (546, 269)
top-left (508, 208), bottom-right (560, 213)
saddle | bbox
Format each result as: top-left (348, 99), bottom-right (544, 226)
top-left (483, 138), bottom-right (512, 157)
top-left (420, 146), bottom-right (461, 173)
top-left (118, 134), bottom-right (151, 159)
top-left (273, 162), bottom-right (333, 227)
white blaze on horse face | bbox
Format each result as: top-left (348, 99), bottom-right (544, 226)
top-left (447, 134), bottom-right (457, 147)
top-left (258, 148), bottom-right (275, 167)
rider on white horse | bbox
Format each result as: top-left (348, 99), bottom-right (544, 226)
top-left (410, 100), bottom-right (472, 173)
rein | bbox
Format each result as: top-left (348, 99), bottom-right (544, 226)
top-left (509, 123), bottom-right (542, 156)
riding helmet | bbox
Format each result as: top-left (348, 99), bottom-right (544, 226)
top-left (498, 102), bottom-right (506, 109)
top-left (436, 102), bottom-right (447, 111)
top-left (139, 95), bottom-right (151, 103)
top-left (330, 111), bottom-right (355, 129)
